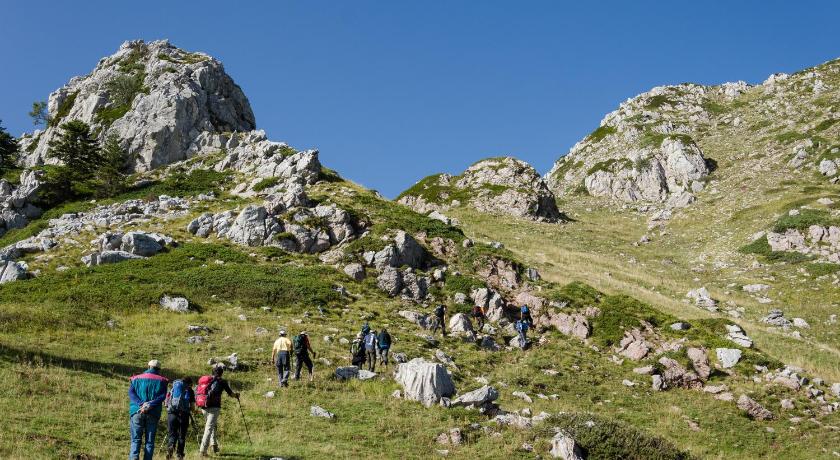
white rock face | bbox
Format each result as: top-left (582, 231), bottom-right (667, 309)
top-left (716, 348), bottom-right (742, 368)
top-left (394, 358), bottom-right (456, 407)
top-left (21, 40), bottom-right (255, 171)
top-left (160, 295), bottom-right (190, 313)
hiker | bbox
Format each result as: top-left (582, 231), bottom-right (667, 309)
top-left (165, 377), bottom-right (195, 460)
top-left (128, 359), bottom-right (169, 460)
top-left (520, 304), bottom-right (533, 326)
top-left (515, 319), bottom-right (529, 350)
top-left (364, 329), bottom-right (378, 372)
top-left (197, 364), bottom-right (239, 457)
top-left (472, 304), bottom-right (486, 333)
top-left (350, 332), bottom-right (366, 367)
top-left (377, 328), bottom-right (392, 368)
top-left (431, 304), bottom-right (447, 336)
top-left (293, 331), bottom-right (316, 382)
top-left (271, 329), bottom-right (292, 387)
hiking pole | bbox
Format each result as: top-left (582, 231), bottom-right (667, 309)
top-left (236, 398), bottom-right (253, 445)
top-left (190, 413), bottom-right (202, 446)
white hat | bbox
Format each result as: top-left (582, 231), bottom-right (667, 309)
top-left (279, 329), bottom-right (287, 336)
top-left (148, 359), bottom-right (161, 369)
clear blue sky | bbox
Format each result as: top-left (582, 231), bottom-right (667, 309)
top-left (1, 1), bottom-right (838, 197)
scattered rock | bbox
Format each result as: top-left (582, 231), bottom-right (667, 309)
top-left (549, 429), bottom-right (585, 460)
top-left (310, 405), bottom-right (335, 419)
top-left (716, 348), bottom-right (742, 368)
top-left (160, 295), bottom-right (190, 313)
top-left (737, 395), bottom-right (774, 420)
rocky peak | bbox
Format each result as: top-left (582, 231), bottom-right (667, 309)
top-left (398, 156), bottom-right (563, 222)
top-left (19, 39), bottom-right (255, 171)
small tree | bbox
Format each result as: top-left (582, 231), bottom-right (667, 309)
top-left (96, 133), bottom-right (128, 197)
top-left (0, 120), bottom-right (19, 175)
top-left (29, 101), bottom-right (49, 127)
top-left (47, 120), bottom-right (103, 179)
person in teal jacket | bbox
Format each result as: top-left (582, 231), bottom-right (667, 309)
top-left (128, 359), bottom-right (169, 460)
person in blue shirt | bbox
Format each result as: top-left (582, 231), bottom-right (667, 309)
top-left (128, 359), bottom-right (169, 460)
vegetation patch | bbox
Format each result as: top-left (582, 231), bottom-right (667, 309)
top-left (47, 92), bottom-right (78, 128)
top-left (536, 412), bottom-right (692, 460)
top-left (772, 208), bottom-right (839, 232)
top-left (586, 125), bottom-right (617, 143)
top-left (586, 158), bottom-right (633, 176)
top-left (252, 176), bottom-right (280, 192)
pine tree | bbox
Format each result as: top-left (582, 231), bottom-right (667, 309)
top-left (96, 133), bottom-right (127, 197)
top-left (47, 120), bottom-right (103, 178)
top-left (0, 120), bottom-right (19, 176)
top-left (29, 101), bottom-right (49, 127)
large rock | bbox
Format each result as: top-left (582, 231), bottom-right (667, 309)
top-left (658, 357), bottom-right (702, 389)
top-left (737, 395), bottom-right (774, 420)
top-left (394, 358), bottom-right (456, 407)
top-left (544, 311), bottom-right (590, 340)
top-left (450, 385), bottom-right (499, 408)
top-left (0, 260), bottom-right (28, 284)
top-left (448, 313), bottom-right (474, 335)
top-left (82, 250), bottom-right (145, 266)
top-left (549, 430), bottom-right (585, 460)
top-left (377, 267), bottom-right (403, 297)
top-left (160, 295), bottom-right (190, 313)
top-left (398, 157), bottom-right (564, 222)
top-left (687, 347), bottom-right (711, 381)
top-left (227, 205), bottom-right (282, 247)
top-left (21, 40), bottom-right (255, 170)
top-left (120, 231), bottom-right (164, 256)
top-left (716, 348), bottom-right (742, 368)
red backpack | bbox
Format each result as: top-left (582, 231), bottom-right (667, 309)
top-left (195, 375), bottom-right (214, 408)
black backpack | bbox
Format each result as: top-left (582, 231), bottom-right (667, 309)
top-left (434, 305), bottom-right (445, 318)
top-left (293, 335), bottom-right (306, 354)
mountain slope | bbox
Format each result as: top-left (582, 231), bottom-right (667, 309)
top-left (0, 42), bottom-right (838, 460)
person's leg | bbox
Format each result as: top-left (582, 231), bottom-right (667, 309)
top-left (177, 413), bottom-right (189, 458)
top-left (380, 348), bottom-right (389, 367)
top-left (166, 412), bottom-right (177, 457)
top-left (199, 409), bottom-right (212, 454)
top-left (129, 412), bottom-right (142, 460)
top-left (304, 354), bottom-right (314, 380)
top-left (209, 408), bottom-right (220, 452)
top-left (142, 413), bottom-right (158, 460)
top-left (280, 352), bottom-right (290, 386)
top-left (294, 353), bottom-right (303, 380)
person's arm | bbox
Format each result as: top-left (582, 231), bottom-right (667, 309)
top-left (223, 380), bottom-right (239, 399)
top-left (128, 381), bottom-right (142, 406)
top-left (271, 343), bottom-right (277, 364)
top-left (306, 336), bottom-right (314, 355)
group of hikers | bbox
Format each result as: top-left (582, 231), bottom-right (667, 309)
top-left (128, 360), bottom-right (239, 460)
top-left (127, 304), bottom-right (535, 459)
top-left (350, 323), bottom-right (392, 372)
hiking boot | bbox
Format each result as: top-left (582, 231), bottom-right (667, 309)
top-left (213, 444), bottom-right (220, 454)
top-left (166, 447), bottom-right (174, 459)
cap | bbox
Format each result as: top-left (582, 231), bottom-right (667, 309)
top-left (279, 329), bottom-right (287, 336)
top-left (148, 359), bottom-right (161, 369)
top-left (301, 331), bottom-right (308, 335)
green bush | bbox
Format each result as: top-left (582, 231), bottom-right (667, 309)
top-left (586, 125), bottom-right (616, 143)
top-left (536, 412), bottom-right (692, 460)
top-left (807, 262), bottom-right (840, 277)
top-left (252, 176), bottom-right (280, 192)
top-left (772, 208), bottom-right (839, 232)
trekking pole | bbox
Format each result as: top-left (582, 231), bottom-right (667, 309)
top-left (236, 398), bottom-right (253, 445)
top-left (190, 413), bottom-right (202, 445)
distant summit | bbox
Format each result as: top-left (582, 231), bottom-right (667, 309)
top-left (19, 39), bottom-right (255, 171)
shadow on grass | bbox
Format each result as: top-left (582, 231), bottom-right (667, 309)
top-left (0, 343), bottom-right (140, 379)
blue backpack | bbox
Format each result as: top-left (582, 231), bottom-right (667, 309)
top-left (167, 379), bottom-right (191, 413)
top-left (365, 332), bottom-right (377, 350)
top-left (520, 305), bottom-right (530, 315)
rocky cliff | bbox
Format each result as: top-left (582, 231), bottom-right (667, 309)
top-left (546, 58), bottom-right (839, 210)
top-left (398, 157), bottom-right (563, 222)
top-left (18, 39), bottom-right (255, 171)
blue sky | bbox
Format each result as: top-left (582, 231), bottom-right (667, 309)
top-left (1, 1), bottom-right (838, 197)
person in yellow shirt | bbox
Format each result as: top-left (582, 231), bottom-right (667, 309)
top-left (271, 330), bottom-right (292, 387)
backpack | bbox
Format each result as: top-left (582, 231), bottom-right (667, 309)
top-left (364, 333), bottom-right (376, 349)
top-left (521, 305), bottom-right (530, 314)
top-left (166, 379), bottom-right (191, 413)
top-left (472, 305), bottom-right (483, 317)
top-left (293, 335), bottom-right (306, 354)
top-left (195, 375), bottom-right (213, 408)
top-left (434, 305), bottom-right (445, 318)
top-left (378, 331), bottom-right (391, 349)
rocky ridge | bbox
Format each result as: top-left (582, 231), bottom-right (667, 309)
top-left (398, 157), bottom-right (564, 223)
